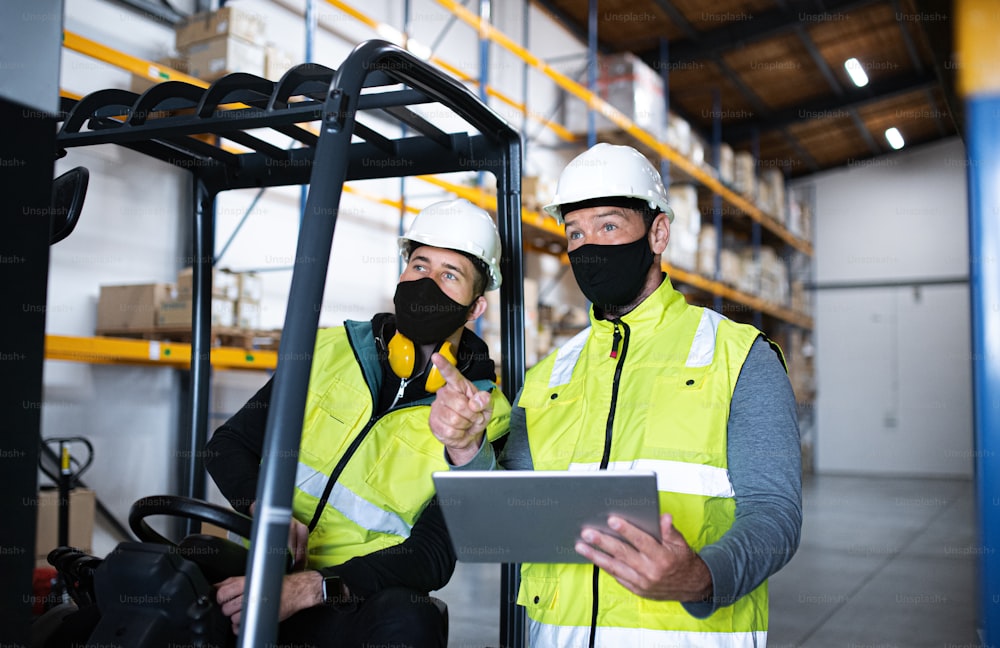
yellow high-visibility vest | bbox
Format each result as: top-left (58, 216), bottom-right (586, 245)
top-left (293, 321), bottom-right (510, 568)
top-left (517, 278), bottom-right (770, 647)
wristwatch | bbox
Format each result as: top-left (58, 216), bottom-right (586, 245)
top-left (321, 574), bottom-right (344, 605)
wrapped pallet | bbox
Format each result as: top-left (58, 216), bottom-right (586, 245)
top-left (718, 143), bottom-right (735, 186)
top-left (734, 151), bottom-right (756, 199)
top-left (565, 53), bottom-right (666, 140)
top-left (665, 185), bottom-right (700, 271)
top-left (697, 226), bottom-right (717, 278)
top-left (761, 169), bottom-right (786, 223)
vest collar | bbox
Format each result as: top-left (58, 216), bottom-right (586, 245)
top-left (587, 274), bottom-right (687, 334)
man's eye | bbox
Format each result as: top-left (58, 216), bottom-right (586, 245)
top-left (603, 223), bottom-right (617, 232)
top-left (568, 231), bottom-right (582, 240)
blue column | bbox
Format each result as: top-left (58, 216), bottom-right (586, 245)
top-left (967, 90), bottom-right (1000, 648)
top-left (586, 0), bottom-right (597, 149)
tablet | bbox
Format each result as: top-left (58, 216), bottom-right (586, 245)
top-left (432, 470), bottom-right (661, 564)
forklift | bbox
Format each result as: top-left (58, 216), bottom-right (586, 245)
top-left (33, 39), bottom-right (527, 648)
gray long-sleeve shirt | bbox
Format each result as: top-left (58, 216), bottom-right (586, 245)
top-left (453, 336), bottom-right (803, 617)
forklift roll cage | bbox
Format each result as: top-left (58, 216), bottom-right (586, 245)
top-left (55, 39), bottom-right (526, 647)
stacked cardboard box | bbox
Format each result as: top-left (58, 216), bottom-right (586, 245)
top-left (176, 6), bottom-right (266, 81)
top-left (35, 488), bottom-right (95, 567)
top-left (96, 283), bottom-right (175, 334)
top-left (156, 296), bottom-right (236, 328)
top-left (565, 53), bottom-right (666, 140)
top-left (158, 266), bottom-right (241, 329)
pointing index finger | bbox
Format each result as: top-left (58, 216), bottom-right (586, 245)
top-left (431, 352), bottom-right (474, 395)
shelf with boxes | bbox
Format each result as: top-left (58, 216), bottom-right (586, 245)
top-left (50, 266), bottom-right (282, 371)
top-left (554, 50), bottom-right (813, 329)
top-left (399, 0), bottom-right (815, 331)
top-left (128, 5), bottom-right (295, 94)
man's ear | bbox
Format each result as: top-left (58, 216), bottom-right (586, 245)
top-left (649, 212), bottom-right (670, 255)
top-left (467, 294), bottom-right (489, 322)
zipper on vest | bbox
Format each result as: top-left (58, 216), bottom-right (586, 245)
top-left (390, 377), bottom-right (409, 409)
top-left (306, 414), bottom-right (379, 532)
top-left (600, 320), bottom-right (629, 470)
top-left (590, 319), bottom-right (630, 648)
top-left (610, 323), bottom-right (621, 359)
top-left (307, 330), bottom-right (402, 533)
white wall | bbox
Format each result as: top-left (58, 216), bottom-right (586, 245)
top-left (799, 137), bottom-right (973, 477)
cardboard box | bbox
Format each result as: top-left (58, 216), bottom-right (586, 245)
top-left (265, 45), bottom-right (295, 80)
top-left (175, 5), bottom-right (265, 50)
top-left (157, 297), bottom-right (236, 329)
top-left (35, 488), bottom-right (96, 567)
top-left (96, 283), bottom-right (175, 333)
top-left (177, 266), bottom-right (238, 300)
top-left (185, 35), bottom-right (265, 82)
top-left (565, 53), bottom-right (666, 139)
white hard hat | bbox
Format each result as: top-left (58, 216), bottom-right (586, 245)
top-left (543, 143), bottom-right (674, 223)
top-left (399, 198), bottom-right (503, 291)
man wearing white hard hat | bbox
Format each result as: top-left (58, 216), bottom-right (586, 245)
top-left (206, 198), bottom-right (511, 648)
top-left (433, 144), bottom-right (801, 647)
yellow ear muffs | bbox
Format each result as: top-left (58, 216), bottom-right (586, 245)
top-left (424, 341), bottom-right (457, 393)
top-left (387, 332), bottom-right (417, 379)
top-left (387, 334), bottom-right (458, 393)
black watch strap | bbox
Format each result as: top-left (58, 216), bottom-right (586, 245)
top-left (321, 574), bottom-right (343, 605)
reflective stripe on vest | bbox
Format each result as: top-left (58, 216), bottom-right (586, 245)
top-left (548, 308), bottom-right (726, 391)
top-left (687, 308), bottom-right (725, 367)
top-left (529, 619), bottom-right (768, 648)
top-left (549, 327), bottom-right (590, 388)
top-left (296, 462), bottom-right (412, 539)
top-left (567, 459), bottom-right (735, 498)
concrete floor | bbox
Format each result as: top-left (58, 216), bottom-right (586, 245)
top-left (435, 474), bottom-right (982, 647)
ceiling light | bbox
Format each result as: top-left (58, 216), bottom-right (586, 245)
top-left (885, 127), bottom-right (905, 150)
top-left (844, 58), bottom-right (869, 87)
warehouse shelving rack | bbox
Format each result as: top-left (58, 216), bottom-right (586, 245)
top-left (55, 38), bottom-right (525, 646)
top-left (315, 0), bottom-right (814, 330)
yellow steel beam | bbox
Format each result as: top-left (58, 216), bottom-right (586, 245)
top-left (63, 31), bottom-right (207, 87)
top-left (45, 334), bottom-right (277, 371)
top-left (665, 265), bottom-right (813, 329)
top-left (432, 0), bottom-right (812, 256)
top-left (322, 0), bottom-right (574, 142)
top-left (957, 0), bottom-right (1000, 96)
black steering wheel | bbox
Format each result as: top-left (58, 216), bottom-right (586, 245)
top-left (129, 495), bottom-right (252, 545)
top-left (128, 495), bottom-right (272, 582)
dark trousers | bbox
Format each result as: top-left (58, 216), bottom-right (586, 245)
top-left (276, 587), bottom-right (448, 648)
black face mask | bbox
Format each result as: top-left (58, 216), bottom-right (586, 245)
top-left (567, 235), bottom-right (655, 312)
top-left (393, 277), bottom-right (472, 345)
